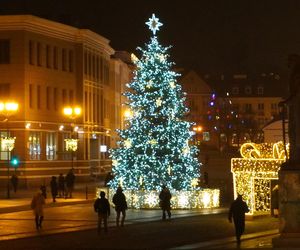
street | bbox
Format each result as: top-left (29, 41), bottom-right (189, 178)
top-left (0, 202), bottom-right (279, 249)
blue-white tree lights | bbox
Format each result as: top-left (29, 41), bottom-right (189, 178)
top-left (109, 14), bottom-right (201, 192)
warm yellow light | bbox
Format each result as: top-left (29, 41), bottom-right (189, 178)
top-left (193, 126), bottom-right (203, 132)
top-left (63, 107), bottom-right (73, 116)
top-left (0, 102), bottom-right (19, 113)
top-left (5, 102), bottom-right (18, 111)
top-left (232, 141), bottom-right (288, 215)
top-left (124, 109), bottom-right (133, 118)
top-left (64, 138), bottom-right (78, 151)
top-left (74, 107), bottom-right (82, 116)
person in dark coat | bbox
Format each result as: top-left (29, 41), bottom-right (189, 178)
top-left (58, 173), bottom-right (65, 198)
top-left (11, 174), bottom-right (19, 193)
top-left (65, 169), bottom-right (75, 198)
top-left (94, 191), bottom-right (110, 234)
top-left (112, 186), bottom-right (127, 227)
top-left (228, 194), bottom-right (250, 244)
top-left (50, 176), bottom-right (58, 202)
top-left (159, 185), bottom-right (172, 220)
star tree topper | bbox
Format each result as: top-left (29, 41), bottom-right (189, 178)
top-left (146, 14), bottom-right (163, 35)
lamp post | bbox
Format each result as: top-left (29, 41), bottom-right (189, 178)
top-left (63, 106), bottom-right (81, 170)
top-left (0, 102), bottom-right (19, 199)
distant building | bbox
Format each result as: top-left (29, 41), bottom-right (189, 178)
top-left (0, 15), bottom-right (132, 186)
top-left (182, 71), bottom-right (285, 148)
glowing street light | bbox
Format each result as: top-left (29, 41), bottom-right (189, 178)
top-left (63, 106), bottom-right (82, 169)
top-left (0, 101), bottom-right (19, 199)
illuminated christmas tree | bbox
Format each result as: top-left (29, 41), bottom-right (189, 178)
top-left (110, 14), bottom-right (200, 192)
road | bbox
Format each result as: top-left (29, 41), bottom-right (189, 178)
top-left (0, 203), bottom-right (279, 249)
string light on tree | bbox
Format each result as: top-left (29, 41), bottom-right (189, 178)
top-left (109, 14), bottom-right (219, 209)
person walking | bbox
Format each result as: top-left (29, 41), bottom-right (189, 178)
top-left (11, 174), bottom-right (18, 193)
top-left (112, 186), bottom-right (127, 227)
top-left (94, 191), bottom-right (110, 234)
top-left (228, 194), bottom-right (249, 244)
top-left (31, 190), bottom-right (46, 230)
top-left (159, 185), bottom-right (172, 220)
top-left (65, 169), bottom-right (75, 198)
top-left (50, 176), bottom-right (58, 202)
top-left (58, 173), bottom-right (65, 198)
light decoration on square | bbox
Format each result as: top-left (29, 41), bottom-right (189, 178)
top-left (1, 137), bottom-right (16, 151)
top-left (95, 188), bottom-right (219, 209)
top-left (64, 139), bottom-right (78, 151)
top-left (231, 141), bottom-right (288, 215)
top-left (108, 14), bottom-right (220, 209)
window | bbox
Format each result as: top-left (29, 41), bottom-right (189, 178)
top-left (69, 90), bottom-right (74, 104)
top-left (53, 87), bottom-right (57, 110)
top-left (69, 50), bottom-right (73, 72)
top-left (53, 46), bottom-right (58, 69)
top-left (258, 103), bottom-right (264, 110)
top-left (232, 87), bottom-right (239, 94)
top-left (46, 86), bottom-right (51, 110)
top-left (245, 86), bottom-right (252, 94)
top-left (62, 89), bottom-right (67, 104)
top-left (245, 103), bottom-right (252, 113)
top-left (84, 51), bottom-right (88, 75)
top-left (46, 45), bottom-right (51, 68)
top-left (62, 48), bottom-right (67, 71)
top-left (271, 103), bottom-right (278, 110)
top-left (28, 131), bottom-right (41, 160)
top-left (0, 39), bottom-right (10, 64)
top-left (0, 83), bottom-right (10, 98)
top-left (37, 42), bottom-right (42, 66)
top-left (37, 85), bottom-right (41, 109)
top-left (257, 86), bottom-right (264, 95)
top-left (29, 40), bottom-right (34, 65)
top-left (46, 132), bottom-right (56, 160)
top-left (29, 84), bottom-right (33, 108)
top-left (0, 131), bottom-right (10, 160)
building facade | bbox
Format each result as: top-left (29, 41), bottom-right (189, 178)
top-left (0, 15), bottom-right (131, 186)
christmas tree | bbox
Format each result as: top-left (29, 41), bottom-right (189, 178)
top-left (110, 14), bottom-right (200, 192)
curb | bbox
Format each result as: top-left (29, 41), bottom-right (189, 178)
top-left (0, 199), bottom-right (93, 214)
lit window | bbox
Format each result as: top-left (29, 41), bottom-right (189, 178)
top-left (46, 132), bottom-right (56, 160)
top-left (28, 132), bottom-right (41, 160)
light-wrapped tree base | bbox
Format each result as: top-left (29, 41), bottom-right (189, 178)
top-left (96, 188), bottom-right (220, 209)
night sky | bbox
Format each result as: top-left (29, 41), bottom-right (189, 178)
top-left (1, 0), bottom-right (300, 77)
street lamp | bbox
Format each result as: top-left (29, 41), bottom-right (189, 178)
top-left (63, 106), bottom-right (81, 169)
top-left (0, 101), bottom-right (19, 199)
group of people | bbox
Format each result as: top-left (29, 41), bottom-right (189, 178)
top-left (30, 169), bottom-right (76, 230)
top-left (49, 170), bottom-right (76, 202)
top-left (31, 176), bottom-right (251, 245)
top-left (94, 185), bottom-right (172, 233)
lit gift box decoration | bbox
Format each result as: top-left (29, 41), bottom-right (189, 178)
top-left (231, 141), bottom-right (288, 215)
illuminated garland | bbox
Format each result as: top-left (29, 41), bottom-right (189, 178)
top-left (96, 188), bottom-right (220, 209)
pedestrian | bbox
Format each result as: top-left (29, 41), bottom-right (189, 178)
top-left (271, 185), bottom-right (279, 218)
top-left (228, 194), bottom-right (249, 244)
top-left (11, 174), bottom-right (19, 193)
top-left (58, 173), bottom-right (65, 198)
top-left (94, 191), bottom-right (110, 234)
top-left (50, 176), bottom-right (58, 202)
top-left (40, 184), bottom-right (47, 199)
top-left (65, 169), bottom-right (75, 198)
top-left (112, 186), bottom-right (127, 227)
top-left (159, 185), bottom-right (172, 220)
top-left (31, 189), bottom-right (46, 230)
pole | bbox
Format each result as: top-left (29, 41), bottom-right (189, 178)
top-left (6, 119), bottom-right (10, 199)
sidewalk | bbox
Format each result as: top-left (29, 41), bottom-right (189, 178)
top-left (0, 182), bottom-right (99, 214)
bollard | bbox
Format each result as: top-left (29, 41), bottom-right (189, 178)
top-left (85, 185), bottom-right (88, 200)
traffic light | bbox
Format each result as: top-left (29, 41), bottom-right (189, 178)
top-left (10, 156), bottom-right (20, 167)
